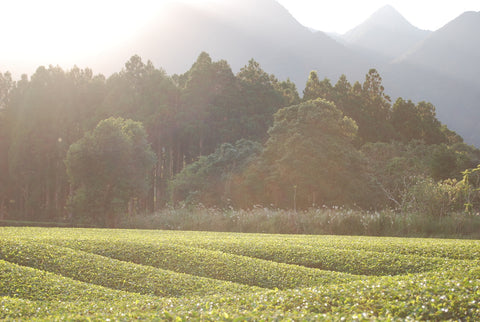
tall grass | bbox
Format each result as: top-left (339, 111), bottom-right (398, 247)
top-left (120, 205), bottom-right (480, 238)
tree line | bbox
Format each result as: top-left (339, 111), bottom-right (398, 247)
top-left (1, 52), bottom-right (479, 226)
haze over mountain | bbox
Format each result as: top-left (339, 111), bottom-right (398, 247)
top-left (383, 10), bottom-right (480, 145)
top-left (396, 11), bottom-right (480, 86)
top-left (92, 0), bottom-right (373, 85)
top-left (4, 0), bottom-right (478, 146)
top-left (342, 5), bottom-right (432, 60)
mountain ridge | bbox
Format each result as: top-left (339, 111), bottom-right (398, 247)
top-left (82, 1), bottom-right (480, 146)
top-left (341, 5), bottom-right (432, 60)
top-left (4, 0), bottom-right (479, 146)
top-left (96, 0), bottom-right (373, 84)
top-left (395, 10), bottom-right (480, 86)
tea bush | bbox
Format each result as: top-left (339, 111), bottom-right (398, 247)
top-left (0, 238), bottom-right (258, 297)
top-left (1, 227), bottom-right (479, 320)
top-left (47, 238), bottom-right (358, 289)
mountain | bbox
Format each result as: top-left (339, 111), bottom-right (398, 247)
top-left (396, 11), bottom-right (480, 86)
top-left (91, 0), bottom-right (373, 86)
top-left (382, 61), bottom-right (480, 145)
top-left (63, 1), bottom-right (480, 146)
top-left (342, 5), bottom-right (431, 60)
top-left (383, 11), bottom-right (480, 145)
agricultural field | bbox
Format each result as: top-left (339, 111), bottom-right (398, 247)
top-left (0, 227), bottom-right (479, 320)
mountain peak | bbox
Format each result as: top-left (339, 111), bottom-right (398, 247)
top-left (361, 5), bottom-right (418, 30)
top-left (373, 4), bottom-right (402, 16)
top-left (341, 5), bottom-right (431, 59)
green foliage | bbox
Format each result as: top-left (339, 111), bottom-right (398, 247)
top-left (357, 68), bottom-right (395, 142)
top-left (253, 98), bottom-right (374, 208)
top-left (302, 70), bottom-right (334, 102)
top-left (179, 52), bottom-right (240, 158)
top-left (1, 228), bottom-right (480, 320)
top-left (362, 141), bottom-right (431, 207)
top-left (458, 165), bottom-right (480, 213)
top-left (2, 54), bottom-right (480, 222)
top-left (100, 55), bottom-right (180, 210)
top-left (46, 238), bottom-right (357, 290)
top-left (362, 140), bottom-right (480, 212)
top-left (236, 59), bottom-right (288, 142)
top-left (0, 238), bottom-right (254, 297)
top-left (65, 117), bottom-right (156, 226)
top-left (303, 70), bottom-right (452, 147)
top-left (1, 55), bottom-right (299, 222)
top-left (0, 259), bottom-right (149, 302)
top-left (168, 234), bottom-right (454, 277)
top-left (272, 77), bottom-right (301, 106)
top-left (169, 139), bottom-right (262, 207)
top-left (405, 178), bottom-right (462, 217)
top-left (392, 98), bottom-right (448, 144)
top-left (391, 98), bottom-right (423, 141)
top-left (429, 144), bottom-right (461, 180)
top-left (6, 66), bottom-right (106, 220)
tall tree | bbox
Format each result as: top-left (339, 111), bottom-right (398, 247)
top-left (0, 72), bottom-right (13, 219)
top-left (305, 71), bottom-right (395, 145)
top-left (7, 66), bottom-right (106, 220)
top-left (65, 117), bottom-right (156, 227)
top-left (272, 78), bottom-right (300, 107)
top-left (236, 59), bottom-right (286, 141)
top-left (179, 52), bottom-right (242, 160)
top-left (101, 55), bottom-right (179, 209)
top-left (302, 71), bottom-right (334, 102)
top-left (331, 74), bottom-right (364, 143)
top-left (0, 72), bottom-right (13, 110)
top-left (252, 99), bottom-right (373, 209)
top-left (358, 68), bottom-right (395, 143)
top-left (415, 101), bottom-right (448, 144)
top-left (333, 74), bottom-right (352, 106)
top-left (391, 98), bottom-right (422, 142)
top-left (391, 98), bottom-right (448, 144)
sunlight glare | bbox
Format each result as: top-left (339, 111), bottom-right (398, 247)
top-left (1, 1), bottom-right (168, 70)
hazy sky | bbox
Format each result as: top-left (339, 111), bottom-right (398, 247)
top-left (1, 0), bottom-right (479, 75)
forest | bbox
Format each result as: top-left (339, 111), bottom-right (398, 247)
top-left (1, 52), bottom-right (480, 228)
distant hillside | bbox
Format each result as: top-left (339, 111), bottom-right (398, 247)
top-left (93, 0), bottom-right (373, 85)
top-left (79, 1), bottom-right (480, 146)
top-left (396, 11), bottom-right (480, 86)
top-left (382, 62), bottom-right (480, 145)
top-left (342, 5), bottom-right (431, 60)
top-left (381, 11), bottom-right (480, 145)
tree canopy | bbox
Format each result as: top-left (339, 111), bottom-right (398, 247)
top-left (1, 54), bottom-right (479, 225)
top-left (65, 117), bottom-right (156, 226)
top-left (239, 99), bottom-right (375, 209)
top-left (169, 139), bottom-right (262, 207)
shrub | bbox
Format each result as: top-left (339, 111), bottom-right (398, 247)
top-left (404, 178), bottom-right (461, 217)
